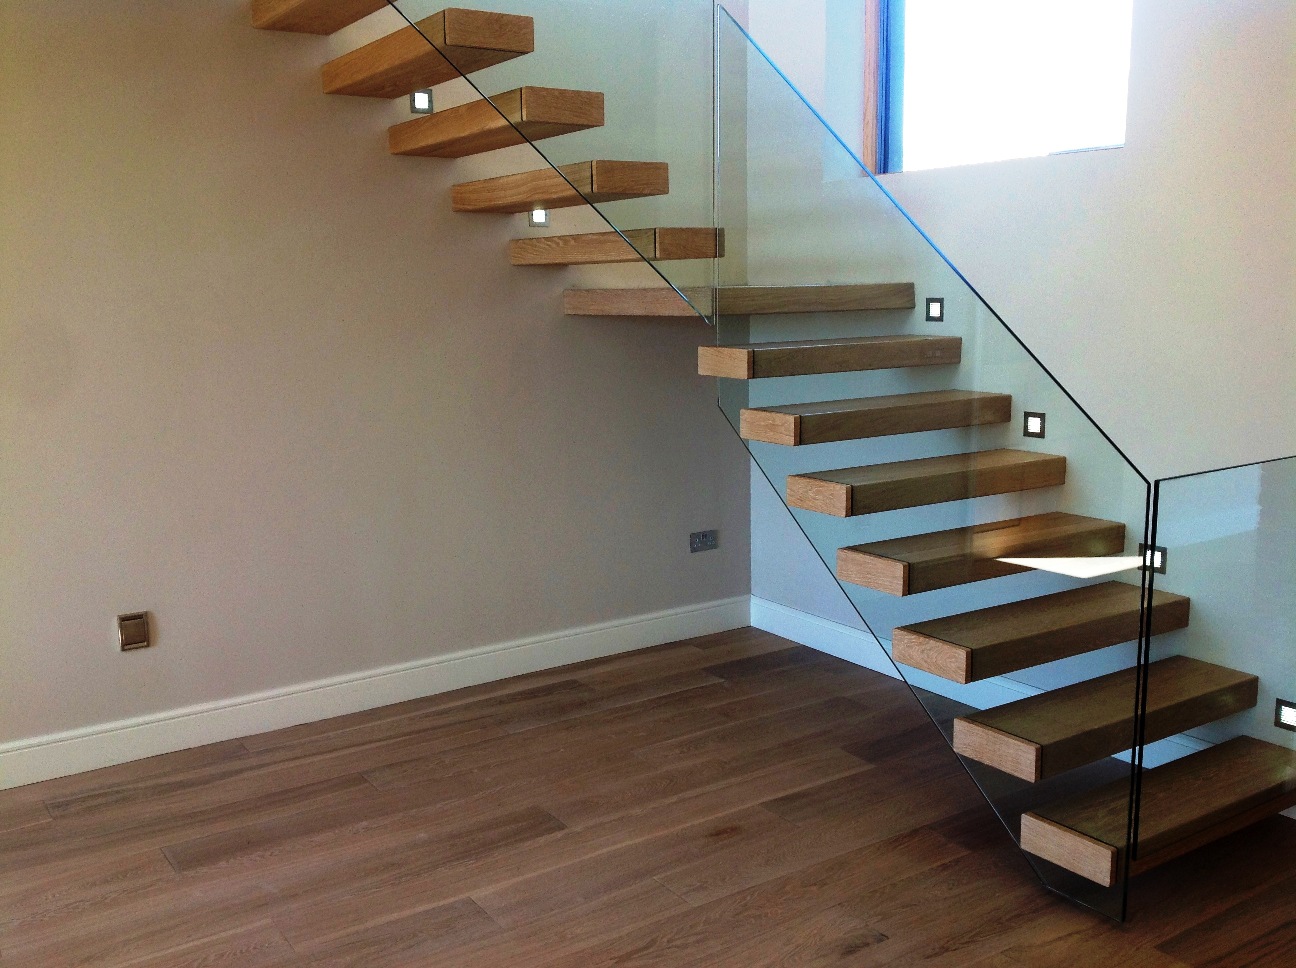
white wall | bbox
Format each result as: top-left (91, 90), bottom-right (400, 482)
top-left (740, 0), bottom-right (1294, 624)
top-left (0, 0), bottom-right (749, 782)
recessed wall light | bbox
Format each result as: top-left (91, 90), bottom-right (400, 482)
top-left (1277, 699), bottom-right (1296, 732)
top-left (925, 297), bottom-right (944, 322)
top-left (528, 208), bottom-right (549, 227)
top-left (410, 90), bottom-right (433, 114)
top-left (1023, 411), bottom-right (1046, 438)
top-left (1139, 544), bottom-right (1168, 574)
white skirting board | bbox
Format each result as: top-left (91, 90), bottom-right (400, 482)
top-left (747, 596), bottom-right (1281, 801)
top-left (0, 596), bottom-right (750, 791)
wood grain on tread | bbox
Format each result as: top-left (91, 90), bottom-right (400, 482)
top-left (786, 448), bottom-right (1064, 518)
top-left (510, 228), bottom-right (723, 266)
top-left (323, 9), bottom-right (534, 98)
top-left (389, 87), bottom-right (604, 158)
top-left (564, 283), bottom-right (915, 317)
top-left (837, 512), bottom-right (1127, 596)
top-left (453, 161), bottom-right (669, 213)
top-left (1021, 737), bottom-right (1296, 886)
top-left (891, 581), bottom-right (1191, 684)
top-left (251, 0), bottom-right (386, 34)
top-left (699, 335), bottom-right (961, 380)
top-left (741, 389), bottom-right (1011, 446)
top-left (953, 657), bottom-right (1259, 781)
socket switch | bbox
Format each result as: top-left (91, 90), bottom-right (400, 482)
top-left (690, 530), bottom-right (719, 553)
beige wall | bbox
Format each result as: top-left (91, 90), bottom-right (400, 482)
top-left (0, 1), bottom-right (749, 748)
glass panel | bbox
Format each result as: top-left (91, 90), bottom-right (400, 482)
top-left (716, 8), bottom-right (1152, 919)
top-left (1144, 457), bottom-right (1296, 862)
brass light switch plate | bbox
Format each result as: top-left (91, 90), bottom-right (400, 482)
top-left (118, 612), bottom-right (151, 651)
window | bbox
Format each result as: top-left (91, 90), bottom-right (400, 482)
top-left (871, 0), bottom-right (1134, 172)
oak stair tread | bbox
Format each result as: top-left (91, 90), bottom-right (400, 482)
top-left (953, 656), bottom-right (1258, 782)
top-left (740, 389), bottom-right (1011, 446)
top-left (564, 283), bottom-right (916, 317)
top-left (785, 448), bottom-right (1063, 518)
top-left (891, 581), bottom-right (1192, 685)
top-left (453, 161), bottom-right (669, 213)
top-left (322, 9), bottom-right (535, 98)
top-left (837, 512), bottom-right (1128, 596)
top-left (389, 87), bottom-right (605, 158)
top-left (251, 0), bottom-right (387, 34)
top-left (510, 228), bottom-right (723, 266)
top-left (698, 335), bottom-right (961, 380)
top-left (1020, 736), bottom-right (1296, 887)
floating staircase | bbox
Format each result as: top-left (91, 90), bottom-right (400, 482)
top-left (698, 335), bottom-right (961, 379)
top-left (952, 656), bottom-right (1258, 782)
top-left (563, 283), bottom-right (916, 317)
top-left (837, 512), bottom-right (1128, 595)
top-left (322, 9), bottom-right (534, 97)
top-left (891, 582), bottom-right (1190, 684)
top-left (786, 449), bottom-right (1066, 518)
top-left (1022, 738), bottom-right (1296, 887)
top-left (452, 161), bottom-right (670, 213)
top-left (250, 0), bottom-right (1293, 914)
top-left (740, 389), bottom-right (1011, 446)
top-left (510, 228), bottom-right (723, 266)
top-left (388, 87), bottom-right (605, 157)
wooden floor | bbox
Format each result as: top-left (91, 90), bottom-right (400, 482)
top-left (1, 628), bottom-right (1292, 967)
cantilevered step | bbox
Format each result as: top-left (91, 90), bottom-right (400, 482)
top-left (510, 228), bottom-right (723, 266)
top-left (837, 512), bottom-right (1127, 596)
top-left (953, 657), bottom-right (1258, 782)
top-left (891, 581), bottom-right (1191, 685)
top-left (1021, 737), bottom-right (1296, 887)
top-left (323, 9), bottom-right (534, 98)
top-left (698, 335), bottom-right (960, 380)
top-left (564, 284), bottom-right (917, 317)
top-left (786, 449), bottom-right (1063, 518)
top-left (741, 390), bottom-right (1011, 446)
top-left (389, 87), bottom-right (604, 158)
top-left (252, 0), bottom-right (386, 34)
top-left (453, 161), bottom-right (669, 213)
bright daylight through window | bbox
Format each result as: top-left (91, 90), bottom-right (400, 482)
top-left (894, 0), bottom-right (1134, 171)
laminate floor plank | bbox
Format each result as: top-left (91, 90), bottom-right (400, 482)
top-left (525, 827), bottom-right (965, 968)
top-left (472, 805), bottom-right (796, 929)
top-left (0, 773), bottom-right (376, 880)
top-left (632, 695), bottom-right (887, 768)
top-left (3, 629), bottom-right (1290, 967)
top-left (545, 740), bottom-right (865, 830)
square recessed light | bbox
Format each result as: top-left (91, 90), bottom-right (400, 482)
top-left (1276, 699), bottom-right (1296, 732)
top-left (528, 208), bottom-right (549, 227)
top-left (925, 297), bottom-right (944, 322)
top-left (1023, 411), bottom-right (1046, 438)
top-left (410, 90), bottom-right (433, 114)
top-left (1139, 544), bottom-right (1168, 574)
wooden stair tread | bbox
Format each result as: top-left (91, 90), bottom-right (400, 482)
top-left (1021, 737), bottom-right (1296, 887)
top-left (323, 9), bottom-right (535, 98)
top-left (741, 389), bottom-right (1011, 446)
top-left (891, 581), bottom-right (1191, 684)
top-left (251, 0), bottom-right (386, 34)
top-left (786, 448), bottom-right (1063, 518)
top-left (953, 656), bottom-right (1259, 781)
top-left (698, 335), bottom-right (961, 380)
top-left (452, 161), bottom-right (669, 213)
top-left (389, 87), bottom-right (604, 158)
top-left (510, 229), bottom-right (723, 266)
top-left (837, 512), bottom-right (1127, 596)
top-left (563, 283), bottom-right (916, 316)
